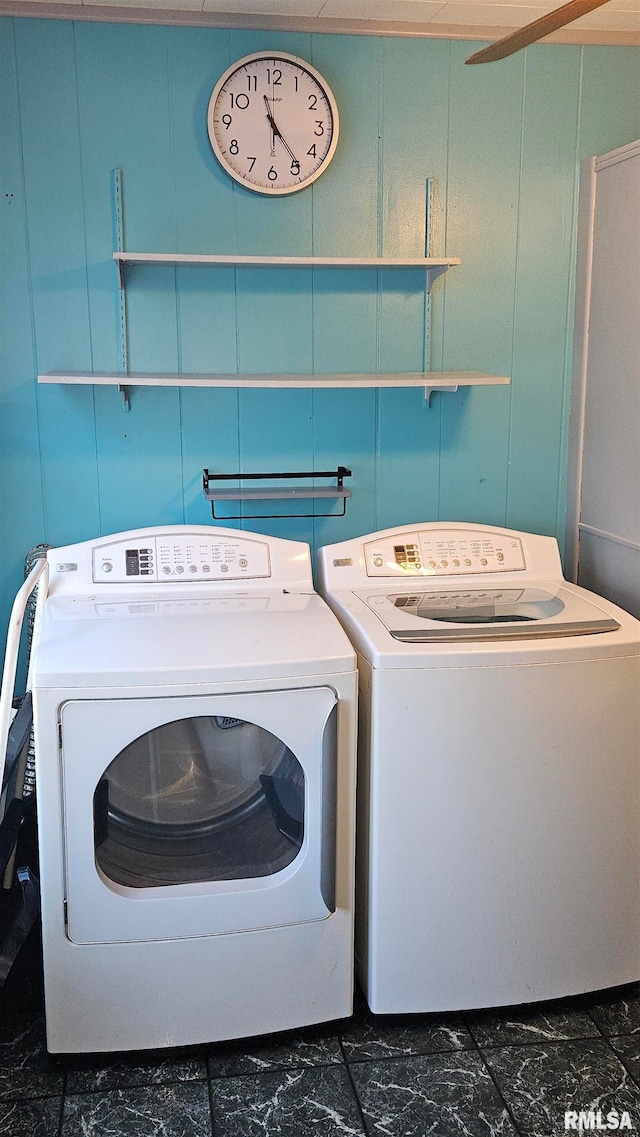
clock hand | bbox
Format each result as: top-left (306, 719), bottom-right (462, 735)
top-left (275, 130), bottom-right (299, 166)
top-left (263, 95), bottom-right (276, 155)
top-left (263, 95), bottom-right (299, 165)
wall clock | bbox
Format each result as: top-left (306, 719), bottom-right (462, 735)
top-left (207, 52), bottom-right (339, 196)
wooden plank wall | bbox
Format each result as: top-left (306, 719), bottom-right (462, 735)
top-left (1, 19), bottom-right (639, 632)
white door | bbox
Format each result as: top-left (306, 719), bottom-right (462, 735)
top-left (60, 687), bottom-right (337, 944)
top-left (567, 141), bottom-right (640, 614)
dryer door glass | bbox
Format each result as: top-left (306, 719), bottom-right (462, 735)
top-left (93, 716), bottom-right (304, 888)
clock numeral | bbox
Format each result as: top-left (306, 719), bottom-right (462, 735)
top-left (290, 160), bottom-right (300, 176)
top-left (229, 139), bottom-right (239, 155)
top-left (266, 68), bottom-right (282, 86)
top-left (294, 75), bottom-right (299, 92)
top-left (314, 120), bottom-right (324, 137)
top-left (308, 94), bottom-right (318, 110)
top-left (247, 157), bottom-right (257, 171)
top-left (267, 166), bottom-right (278, 181)
top-left (230, 93), bottom-right (250, 110)
top-left (221, 114), bottom-right (232, 130)
top-left (247, 74), bottom-right (257, 92)
top-left (307, 144), bottom-right (317, 158)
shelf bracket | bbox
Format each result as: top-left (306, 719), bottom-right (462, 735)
top-left (112, 168), bottom-right (126, 291)
top-left (111, 168), bottom-right (130, 412)
top-left (423, 178), bottom-right (433, 371)
top-left (425, 264), bottom-right (450, 292)
top-left (424, 384), bottom-right (458, 406)
top-left (202, 467), bottom-right (352, 520)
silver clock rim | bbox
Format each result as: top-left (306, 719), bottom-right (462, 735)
top-left (207, 50), bottom-right (340, 197)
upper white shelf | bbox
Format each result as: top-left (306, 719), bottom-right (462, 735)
top-left (113, 252), bottom-right (461, 290)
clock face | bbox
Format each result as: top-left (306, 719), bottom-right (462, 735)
top-left (207, 52), bottom-right (339, 196)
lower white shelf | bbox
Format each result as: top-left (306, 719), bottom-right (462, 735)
top-left (38, 370), bottom-right (509, 393)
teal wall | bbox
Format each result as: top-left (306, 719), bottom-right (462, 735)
top-left (1, 18), bottom-right (639, 639)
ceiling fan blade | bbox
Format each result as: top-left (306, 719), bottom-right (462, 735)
top-left (465, 0), bottom-right (612, 63)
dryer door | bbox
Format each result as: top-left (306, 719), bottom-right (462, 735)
top-left (61, 688), bottom-right (337, 944)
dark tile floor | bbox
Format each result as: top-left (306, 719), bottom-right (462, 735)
top-left (2, 926), bottom-right (640, 1136)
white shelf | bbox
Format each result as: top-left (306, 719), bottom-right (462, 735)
top-left (113, 252), bottom-right (461, 289)
top-left (39, 370), bottom-right (508, 392)
top-left (114, 253), bottom-right (461, 268)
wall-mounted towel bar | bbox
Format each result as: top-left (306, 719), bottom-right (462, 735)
top-left (202, 467), bottom-right (352, 520)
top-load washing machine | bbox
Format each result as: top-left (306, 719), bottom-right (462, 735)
top-left (318, 522), bottom-right (640, 1014)
top-left (27, 525), bottom-right (356, 1053)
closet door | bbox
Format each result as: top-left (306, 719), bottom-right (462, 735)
top-left (567, 141), bottom-right (640, 616)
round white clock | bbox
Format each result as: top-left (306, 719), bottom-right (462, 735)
top-left (207, 52), bottom-right (339, 196)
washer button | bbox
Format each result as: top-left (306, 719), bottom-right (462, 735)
top-left (102, 562), bottom-right (113, 573)
top-left (373, 556), bottom-right (384, 567)
top-left (220, 564), bottom-right (229, 573)
top-left (176, 565), bottom-right (185, 574)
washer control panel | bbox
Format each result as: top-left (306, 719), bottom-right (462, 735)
top-left (364, 529), bottom-right (526, 577)
top-left (92, 534), bottom-right (271, 583)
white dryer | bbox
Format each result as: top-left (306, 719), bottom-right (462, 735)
top-left (318, 523), bottom-right (640, 1014)
top-left (30, 526), bottom-right (357, 1053)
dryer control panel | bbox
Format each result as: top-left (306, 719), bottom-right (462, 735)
top-left (364, 529), bottom-right (526, 577)
top-left (91, 534), bottom-right (271, 583)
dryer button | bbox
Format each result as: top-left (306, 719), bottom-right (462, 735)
top-left (373, 557), bottom-right (384, 567)
top-left (175, 565), bottom-right (185, 574)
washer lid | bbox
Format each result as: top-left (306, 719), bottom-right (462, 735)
top-left (355, 585), bottom-right (620, 643)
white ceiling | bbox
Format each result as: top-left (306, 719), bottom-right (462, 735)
top-left (1, 0), bottom-right (639, 44)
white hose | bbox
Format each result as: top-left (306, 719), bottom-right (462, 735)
top-left (0, 559), bottom-right (49, 792)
